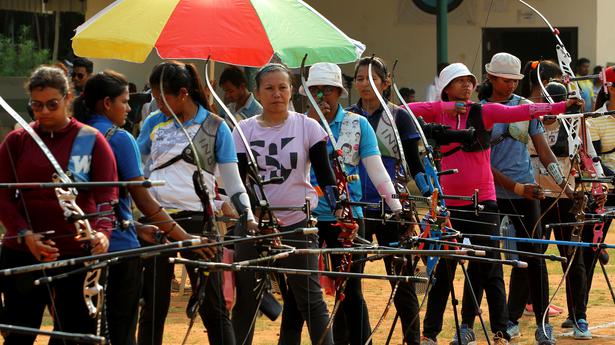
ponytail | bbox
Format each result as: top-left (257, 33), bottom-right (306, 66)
top-left (149, 61), bottom-right (211, 111)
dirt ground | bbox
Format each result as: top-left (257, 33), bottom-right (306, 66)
top-left (164, 224), bottom-right (615, 345)
top-left (34, 224), bottom-right (615, 345)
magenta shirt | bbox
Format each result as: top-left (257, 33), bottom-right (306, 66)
top-left (406, 101), bottom-right (567, 206)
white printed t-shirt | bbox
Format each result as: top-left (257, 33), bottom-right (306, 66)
top-left (233, 111), bottom-right (327, 225)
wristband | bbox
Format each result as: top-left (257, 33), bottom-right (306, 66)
top-left (546, 162), bottom-right (565, 186)
top-left (513, 183), bottom-right (525, 196)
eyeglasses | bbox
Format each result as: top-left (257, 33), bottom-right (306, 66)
top-left (71, 72), bottom-right (86, 80)
top-left (29, 98), bottom-right (64, 112)
top-left (308, 85), bottom-right (336, 97)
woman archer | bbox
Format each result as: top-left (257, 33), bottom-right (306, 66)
top-left (0, 65), bottom-right (116, 345)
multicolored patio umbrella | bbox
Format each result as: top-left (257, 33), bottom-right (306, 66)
top-left (72, 0), bottom-right (365, 67)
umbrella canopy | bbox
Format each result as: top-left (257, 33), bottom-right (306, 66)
top-left (72, 0), bottom-right (365, 67)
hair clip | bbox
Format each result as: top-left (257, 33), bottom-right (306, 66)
top-left (530, 61), bottom-right (540, 70)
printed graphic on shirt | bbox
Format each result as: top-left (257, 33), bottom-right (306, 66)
top-left (149, 121), bottom-right (217, 200)
top-left (545, 126), bottom-right (559, 146)
top-left (68, 125), bottom-right (98, 182)
top-left (151, 123), bottom-right (199, 163)
top-left (337, 112), bottom-right (361, 166)
top-left (251, 136), bottom-right (298, 184)
top-left (374, 109), bottom-right (399, 159)
top-left (192, 114), bottom-right (222, 174)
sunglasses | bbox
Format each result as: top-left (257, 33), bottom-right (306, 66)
top-left (308, 85), bottom-right (336, 97)
top-left (29, 97), bottom-right (64, 112)
top-left (71, 72), bottom-right (86, 80)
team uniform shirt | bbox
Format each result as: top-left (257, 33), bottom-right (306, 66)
top-left (309, 105), bottom-right (380, 221)
top-left (137, 105), bottom-right (237, 211)
top-left (588, 102), bottom-right (615, 173)
top-left (408, 101), bottom-right (567, 206)
top-left (233, 111), bottom-right (327, 225)
top-left (529, 121), bottom-right (574, 198)
top-left (486, 96), bottom-right (544, 199)
top-left (529, 118), bottom-right (603, 197)
top-left (228, 93), bottom-right (263, 121)
top-left (89, 115), bottom-right (143, 252)
top-left (0, 118), bottom-right (117, 256)
top-left (347, 101), bottom-right (420, 206)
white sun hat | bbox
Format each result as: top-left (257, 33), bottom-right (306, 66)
top-left (298, 62), bottom-right (349, 98)
top-left (435, 63), bottom-right (477, 100)
top-left (485, 52), bottom-right (524, 80)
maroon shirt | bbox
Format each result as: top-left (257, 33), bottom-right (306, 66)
top-left (0, 118), bottom-right (118, 257)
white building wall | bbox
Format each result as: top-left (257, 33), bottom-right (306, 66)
top-left (308, 0), bottom-right (600, 100)
top-left (596, 0), bottom-right (615, 67)
top-left (83, 0), bottom-right (606, 100)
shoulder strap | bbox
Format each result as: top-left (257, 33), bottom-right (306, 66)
top-left (104, 125), bottom-right (119, 140)
top-left (151, 154), bottom-right (183, 172)
top-left (191, 113), bottom-right (223, 174)
top-left (374, 103), bottom-right (401, 159)
top-left (151, 114), bottom-right (223, 174)
top-left (441, 145), bottom-right (462, 157)
top-left (68, 125), bottom-right (98, 182)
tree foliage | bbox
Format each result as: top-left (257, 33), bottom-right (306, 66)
top-left (0, 26), bottom-right (50, 76)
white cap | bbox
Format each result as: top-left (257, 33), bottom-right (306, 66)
top-left (485, 52), bottom-right (524, 80)
top-left (435, 63), bottom-right (477, 100)
top-left (299, 62), bottom-right (348, 98)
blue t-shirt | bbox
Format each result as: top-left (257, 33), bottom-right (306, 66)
top-left (347, 102), bottom-right (420, 205)
top-left (138, 106), bottom-right (237, 165)
top-left (487, 95), bottom-right (544, 199)
top-left (88, 115), bottom-right (144, 251)
top-left (309, 105), bottom-right (380, 221)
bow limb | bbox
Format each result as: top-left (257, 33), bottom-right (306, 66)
top-left (362, 59), bottom-right (421, 342)
top-left (300, 55), bottom-right (357, 345)
top-left (204, 60), bottom-right (278, 236)
top-left (526, 60), bottom-right (582, 242)
top-left (390, 64), bottom-right (456, 342)
top-left (0, 98), bottom-right (104, 332)
top-left (367, 59), bottom-right (409, 176)
top-left (204, 60), bottom-right (283, 345)
top-left (393, 62), bottom-right (494, 343)
top-left (391, 61), bottom-right (455, 268)
top-left (367, 58), bottom-right (421, 230)
top-left (516, 1), bottom-right (580, 98)
top-left (158, 66), bottom-right (218, 345)
top-left (159, 67), bottom-right (218, 237)
top-left (300, 56), bottom-right (356, 249)
top-left (391, 61), bottom-right (449, 211)
top-left (513, 2), bottom-right (606, 336)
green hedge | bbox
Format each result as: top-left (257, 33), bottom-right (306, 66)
top-left (0, 26), bottom-right (50, 77)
